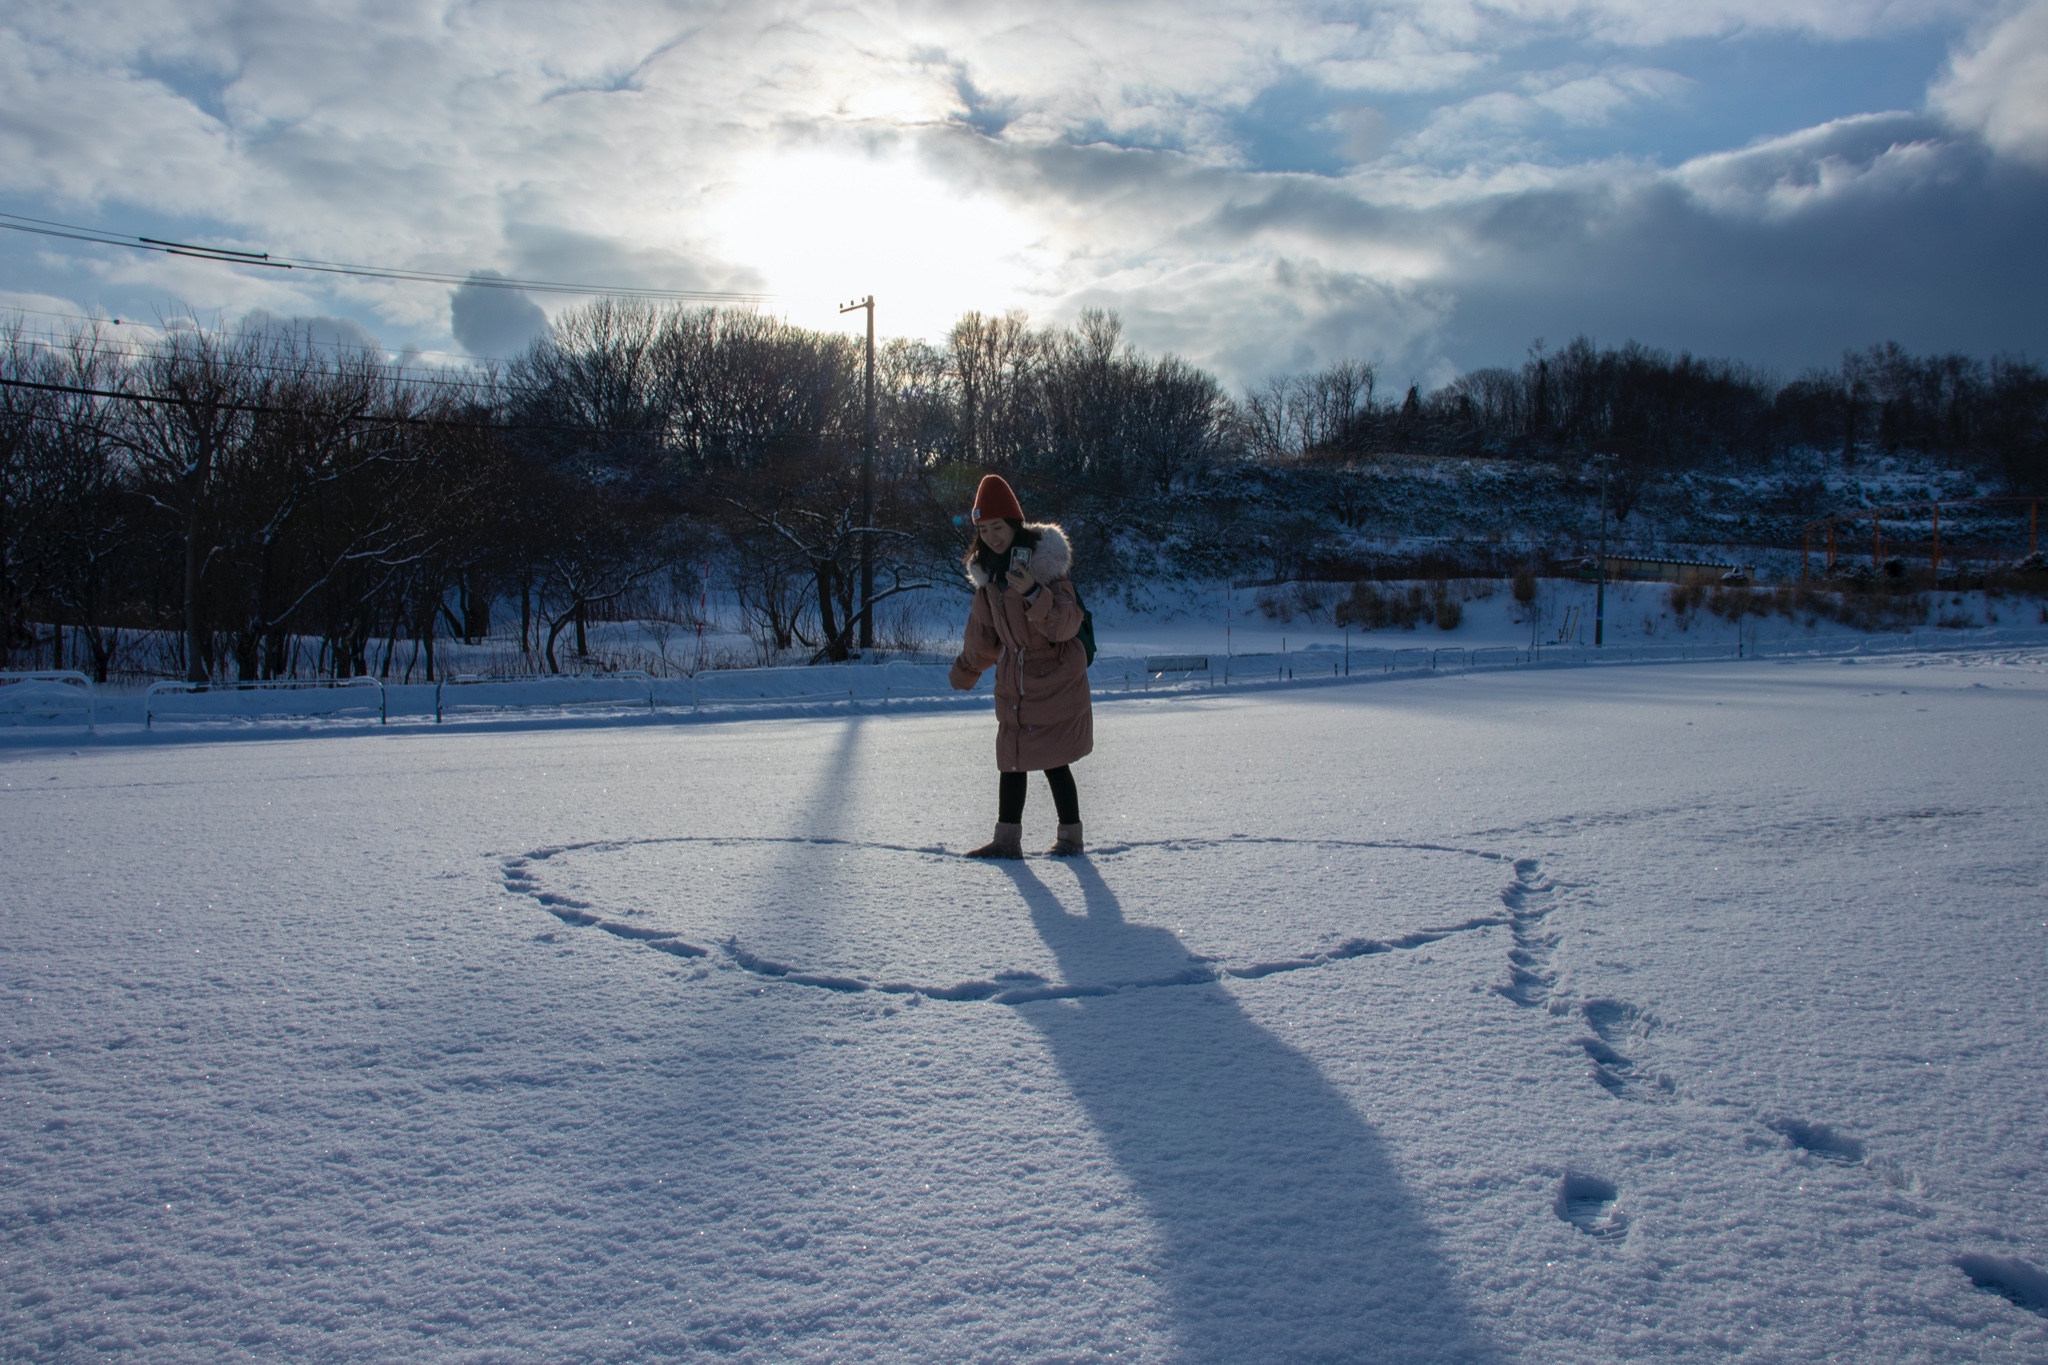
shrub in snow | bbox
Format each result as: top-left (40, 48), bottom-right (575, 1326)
top-left (1334, 581), bottom-right (1430, 630)
top-left (1708, 586), bottom-right (1773, 621)
top-left (1429, 579), bottom-right (1461, 630)
top-left (1259, 581), bottom-right (1334, 624)
top-left (1670, 582), bottom-right (1706, 629)
top-left (1333, 582), bottom-right (1377, 629)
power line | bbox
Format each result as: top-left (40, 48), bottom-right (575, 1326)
top-left (0, 373), bottom-right (478, 426)
top-left (0, 304), bottom-right (521, 368)
top-left (9, 333), bottom-right (507, 400)
top-left (0, 373), bottom-right (592, 433)
top-left (0, 211), bottom-right (774, 303)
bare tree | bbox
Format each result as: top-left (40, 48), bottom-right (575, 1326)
top-left (723, 482), bottom-right (934, 663)
top-left (0, 320), bottom-right (53, 666)
top-left (208, 329), bottom-right (395, 679)
top-left (532, 489), bottom-right (679, 672)
top-left (1240, 359), bottom-right (1377, 463)
top-left (124, 324), bottom-right (263, 681)
top-left (948, 309), bottom-right (1038, 467)
top-left (21, 326), bottom-right (135, 679)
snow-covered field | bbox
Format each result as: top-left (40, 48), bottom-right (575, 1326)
top-left (4, 649), bottom-right (2046, 1362)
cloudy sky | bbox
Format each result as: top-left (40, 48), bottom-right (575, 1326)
top-left (2, 0), bottom-right (2045, 390)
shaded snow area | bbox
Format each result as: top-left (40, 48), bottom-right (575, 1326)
top-left (4, 652), bottom-right (2047, 1362)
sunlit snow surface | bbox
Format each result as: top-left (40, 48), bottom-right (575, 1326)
top-left (4, 652), bottom-right (2047, 1361)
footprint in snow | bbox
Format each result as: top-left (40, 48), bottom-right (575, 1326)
top-left (497, 855), bottom-right (710, 959)
top-left (1956, 1254), bottom-right (2048, 1317)
top-left (1759, 1116), bottom-right (1936, 1207)
top-left (1570, 997), bottom-right (1673, 1101)
top-left (1766, 1116), bottom-right (1866, 1164)
top-left (1575, 1035), bottom-right (1675, 1101)
top-left (1491, 859), bottom-right (1563, 1008)
top-left (1555, 1173), bottom-right (1626, 1240)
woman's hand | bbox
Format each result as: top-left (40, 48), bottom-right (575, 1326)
top-left (1005, 562), bottom-right (1036, 593)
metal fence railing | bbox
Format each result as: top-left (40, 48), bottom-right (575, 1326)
top-left (145, 676), bottom-right (386, 730)
top-left (436, 671), bottom-right (653, 722)
top-left (42, 622), bottom-right (2041, 733)
top-left (0, 670), bottom-right (95, 728)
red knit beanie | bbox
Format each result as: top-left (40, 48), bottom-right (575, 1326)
top-left (970, 473), bottom-right (1024, 523)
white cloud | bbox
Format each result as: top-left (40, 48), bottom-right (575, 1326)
top-left (1676, 113), bottom-right (1957, 217)
top-left (0, 38), bottom-right (238, 212)
top-left (1393, 63), bottom-right (1689, 166)
top-left (1931, 0), bottom-right (2048, 165)
top-left (1467, 0), bottom-right (1973, 46)
top-left (1529, 66), bottom-right (1692, 124)
top-left (237, 308), bottom-right (387, 357)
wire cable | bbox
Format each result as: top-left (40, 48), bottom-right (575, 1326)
top-left (8, 334), bottom-right (507, 400)
top-left (0, 304), bottom-right (520, 368)
top-left (0, 211), bottom-right (773, 303)
top-left (0, 373), bottom-right (611, 434)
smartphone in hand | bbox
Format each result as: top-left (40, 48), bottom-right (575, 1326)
top-left (1011, 545), bottom-right (1033, 570)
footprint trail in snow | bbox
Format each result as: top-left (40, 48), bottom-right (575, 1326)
top-left (494, 824), bottom-right (2033, 1298)
top-left (494, 833), bottom-right (1528, 1004)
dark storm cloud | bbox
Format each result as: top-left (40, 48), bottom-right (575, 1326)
top-left (918, 100), bottom-right (2046, 385)
top-left (1443, 125), bottom-right (2048, 370)
top-left (449, 274), bottom-right (548, 360)
top-left (1198, 177), bottom-right (1420, 245)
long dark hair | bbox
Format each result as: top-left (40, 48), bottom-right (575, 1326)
top-left (965, 518), bottom-right (1040, 581)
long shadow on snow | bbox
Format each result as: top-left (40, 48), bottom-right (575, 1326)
top-left (561, 718), bottom-right (881, 1349)
top-left (1004, 857), bottom-right (1497, 1364)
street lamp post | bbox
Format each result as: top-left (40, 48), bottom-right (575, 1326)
top-left (839, 294), bottom-right (876, 651)
top-left (1592, 453), bottom-right (1617, 648)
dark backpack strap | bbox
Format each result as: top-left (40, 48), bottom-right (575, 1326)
top-left (1072, 587), bottom-right (1097, 666)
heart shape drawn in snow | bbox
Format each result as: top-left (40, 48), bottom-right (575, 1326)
top-left (496, 835), bottom-right (1557, 1004)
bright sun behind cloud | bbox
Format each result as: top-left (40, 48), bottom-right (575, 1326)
top-left (0, 0), bottom-right (2039, 378)
top-left (704, 147), bottom-right (1044, 342)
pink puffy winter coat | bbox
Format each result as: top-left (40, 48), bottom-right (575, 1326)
top-left (948, 522), bottom-right (1094, 773)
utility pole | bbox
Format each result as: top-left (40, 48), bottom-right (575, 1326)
top-left (838, 295), bottom-right (876, 651)
top-left (1592, 453), bottom-right (1616, 648)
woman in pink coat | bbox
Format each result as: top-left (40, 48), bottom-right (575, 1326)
top-left (949, 474), bottom-right (1093, 858)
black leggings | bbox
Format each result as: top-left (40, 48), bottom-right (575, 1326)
top-left (999, 766), bottom-right (1080, 825)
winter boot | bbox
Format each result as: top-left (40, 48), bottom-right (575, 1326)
top-left (966, 822), bottom-right (1024, 860)
top-left (1046, 822), bottom-right (1085, 857)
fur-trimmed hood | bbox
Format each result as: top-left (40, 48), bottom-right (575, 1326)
top-left (966, 521), bottom-right (1072, 589)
